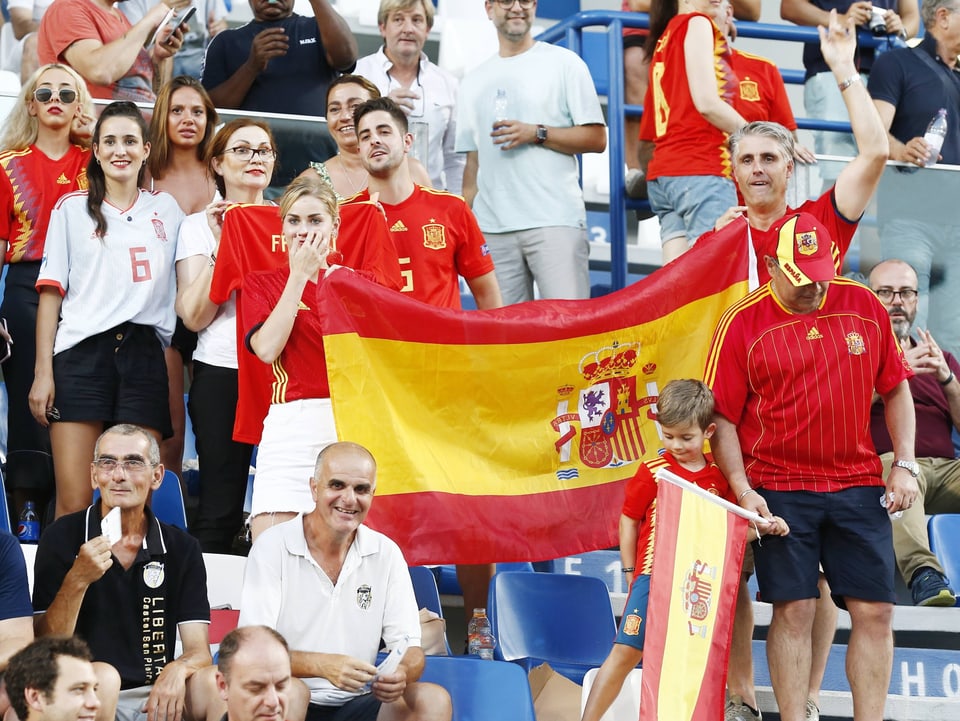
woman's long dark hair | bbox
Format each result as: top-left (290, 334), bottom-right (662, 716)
top-left (87, 101), bottom-right (149, 239)
top-left (644, 0), bottom-right (680, 57)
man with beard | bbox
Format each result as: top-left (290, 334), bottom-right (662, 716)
top-left (868, 259), bottom-right (960, 607)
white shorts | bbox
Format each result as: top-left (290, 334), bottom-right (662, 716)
top-left (250, 398), bottom-right (337, 517)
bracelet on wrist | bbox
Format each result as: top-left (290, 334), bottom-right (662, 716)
top-left (837, 74), bottom-right (862, 93)
top-left (621, 567), bottom-right (635, 573)
top-left (738, 488), bottom-right (758, 502)
top-left (940, 371), bottom-right (955, 387)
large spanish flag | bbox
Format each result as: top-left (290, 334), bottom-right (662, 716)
top-left (319, 232), bottom-right (750, 565)
top-left (640, 470), bottom-right (749, 721)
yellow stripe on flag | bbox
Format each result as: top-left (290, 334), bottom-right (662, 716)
top-left (656, 490), bottom-right (731, 717)
top-left (325, 284), bottom-right (747, 498)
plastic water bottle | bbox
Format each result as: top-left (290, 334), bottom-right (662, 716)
top-left (467, 608), bottom-right (496, 660)
top-left (923, 108), bottom-right (947, 167)
top-left (17, 502), bottom-right (40, 544)
top-left (493, 89), bottom-right (509, 123)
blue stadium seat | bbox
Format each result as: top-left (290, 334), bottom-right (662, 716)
top-left (0, 464), bottom-right (11, 534)
top-left (927, 514), bottom-right (960, 607)
top-left (433, 562), bottom-right (535, 597)
top-left (410, 565), bottom-right (452, 655)
top-left (93, 469), bottom-right (188, 530)
top-left (419, 656), bottom-right (537, 721)
top-left (487, 571), bottom-right (617, 684)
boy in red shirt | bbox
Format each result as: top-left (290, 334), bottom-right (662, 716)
top-left (581, 379), bottom-right (788, 721)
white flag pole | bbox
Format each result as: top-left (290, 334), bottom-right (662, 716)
top-left (655, 468), bottom-right (768, 525)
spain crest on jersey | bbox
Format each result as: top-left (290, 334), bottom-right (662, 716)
top-left (846, 331), bottom-right (866, 355)
top-left (550, 341), bottom-right (659, 472)
top-left (738, 79), bottom-right (760, 103)
top-left (422, 222), bottom-right (446, 250)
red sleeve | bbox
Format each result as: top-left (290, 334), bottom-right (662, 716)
top-left (0, 169), bottom-right (13, 244)
top-left (452, 202), bottom-right (495, 280)
top-left (238, 270), bottom-right (277, 349)
top-left (704, 302), bottom-right (750, 425)
top-left (622, 462), bottom-right (658, 520)
top-left (210, 204), bottom-right (284, 304)
top-left (338, 202), bottom-right (403, 291)
top-left (39, 0), bottom-right (105, 62)
top-left (764, 65), bottom-right (798, 131)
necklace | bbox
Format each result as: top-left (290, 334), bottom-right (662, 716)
top-left (335, 154), bottom-right (367, 195)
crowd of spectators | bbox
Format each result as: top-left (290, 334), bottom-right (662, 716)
top-left (0, 1), bottom-right (959, 720)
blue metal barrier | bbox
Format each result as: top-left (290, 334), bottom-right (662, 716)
top-left (536, 10), bottom-right (875, 292)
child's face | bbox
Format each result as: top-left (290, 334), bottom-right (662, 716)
top-left (660, 421), bottom-right (715, 468)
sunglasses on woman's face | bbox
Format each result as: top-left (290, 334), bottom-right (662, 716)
top-left (33, 87), bottom-right (77, 104)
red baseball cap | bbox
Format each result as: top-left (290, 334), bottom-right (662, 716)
top-left (771, 212), bottom-right (836, 287)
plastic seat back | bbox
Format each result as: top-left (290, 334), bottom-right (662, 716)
top-left (419, 656), bottom-right (536, 721)
top-left (488, 571), bottom-right (616, 681)
top-left (410, 565), bottom-right (452, 655)
top-left (928, 514), bottom-right (960, 606)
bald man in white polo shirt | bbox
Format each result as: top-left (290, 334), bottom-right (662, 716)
top-left (237, 442), bottom-right (450, 721)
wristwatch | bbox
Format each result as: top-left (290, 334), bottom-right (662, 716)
top-left (535, 124), bottom-right (547, 145)
top-left (893, 459), bottom-right (920, 478)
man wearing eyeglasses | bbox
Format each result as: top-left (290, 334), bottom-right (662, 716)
top-left (456, 0), bottom-right (606, 305)
top-left (868, 259), bottom-right (960, 607)
top-left (32, 424), bottom-right (221, 721)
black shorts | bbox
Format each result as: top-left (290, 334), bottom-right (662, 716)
top-left (623, 33), bottom-right (647, 50)
top-left (305, 695), bottom-right (381, 721)
top-left (52, 323), bottom-right (172, 438)
top-left (753, 486), bottom-right (896, 608)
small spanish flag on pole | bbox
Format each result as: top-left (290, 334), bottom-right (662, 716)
top-left (640, 469), bottom-right (759, 721)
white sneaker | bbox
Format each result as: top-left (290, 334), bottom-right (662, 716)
top-left (805, 699), bottom-right (820, 721)
top-left (724, 695), bottom-right (761, 721)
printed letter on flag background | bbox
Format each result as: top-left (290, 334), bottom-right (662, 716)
top-left (319, 230), bottom-right (750, 565)
top-left (639, 471), bottom-right (749, 721)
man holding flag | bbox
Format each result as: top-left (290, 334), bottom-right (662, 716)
top-left (706, 212), bottom-right (917, 721)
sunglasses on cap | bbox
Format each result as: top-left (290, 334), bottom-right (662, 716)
top-left (33, 87), bottom-right (77, 104)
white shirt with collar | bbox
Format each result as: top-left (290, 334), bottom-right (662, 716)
top-left (355, 46), bottom-right (465, 194)
top-left (238, 516), bottom-right (421, 707)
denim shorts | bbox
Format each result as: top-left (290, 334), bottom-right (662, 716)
top-left (648, 175), bottom-right (737, 246)
top-left (614, 574), bottom-right (651, 651)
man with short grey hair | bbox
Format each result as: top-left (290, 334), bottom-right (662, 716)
top-left (32, 424), bottom-right (218, 721)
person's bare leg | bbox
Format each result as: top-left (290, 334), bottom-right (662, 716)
top-left (844, 598), bottom-right (893, 721)
top-left (161, 346), bottom-right (186, 489)
top-left (19, 33), bottom-right (39, 85)
top-left (767, 598), bottom-right (816, 721)
top-left (456, 564), bottom-right (495, 620)
top-left (50, 421), bottom-right (103, 518)
top-left (378, 681), bottom-right (451, 721)
top-left (661, 236), bottom-right (689, 265)
top-left (581, 643), bottom-right (643, 721)
top-left (92, 662), bottom-right (121, 721)
top-left (623, 45), bottom-right (649, 173)
top-left (727, 576), bottom-right (757, 708)
top-left (250, 511), bottom-right (298, 542)
top-left (808, 575), bottom-right (837, 712)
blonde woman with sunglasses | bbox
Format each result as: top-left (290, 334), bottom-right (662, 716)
top-left (0, 63), bottom-right (93, 522)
